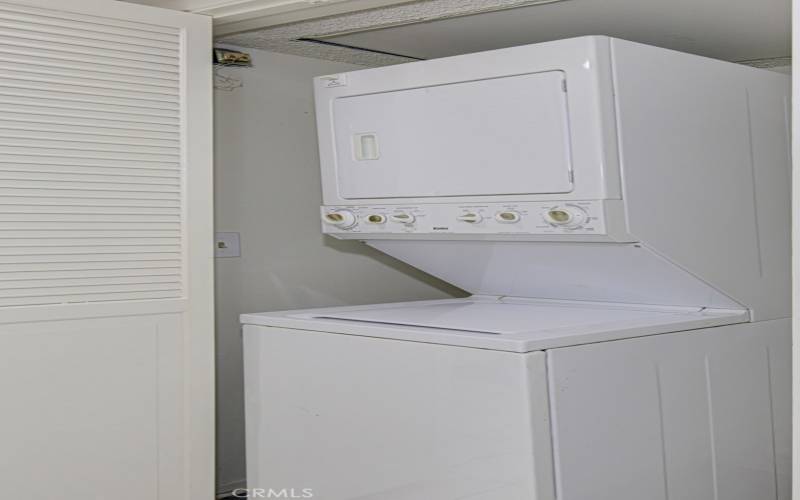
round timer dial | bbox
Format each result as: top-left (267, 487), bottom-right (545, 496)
top-left (543, 206), bottom-right (588, 229)
top-left (323, 210), bottom-right (357, 229)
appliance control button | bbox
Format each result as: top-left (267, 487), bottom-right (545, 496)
top-left (495, 211), bottom-right (521, 223)
top-left (545, 209), bottom-right (573, 225)
top-left (543, 207), bottom-right (587, 228)
top-left (366, 214), bottom-right (387, 224)
top-left (389, 213), bottom-right (415, 224)
top-left (323, 210), bottom-right (357, 229)
top-left (457, 213), bottom-right (482, 223)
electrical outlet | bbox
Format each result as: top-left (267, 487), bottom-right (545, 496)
top-left (215, 232), bottom-right (241, 258)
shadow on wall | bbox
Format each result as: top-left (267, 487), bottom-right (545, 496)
top-left (323, 236), bottom-right (467, 297)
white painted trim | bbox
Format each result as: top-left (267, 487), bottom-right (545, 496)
top-left (0, 300), bottom-right (189, 325)
top-left (182, 11), bottom-right (216, 500)
top-left (214, 0), bottom-right (566, 36)
top-left (124, 0), bottom-right (415, 29)
top-left (792, 1), bottom-right (799, 499)
top-left (119, 0), bottom-right (203, 10)
top-left (204, 0), bottom-right (411, 25)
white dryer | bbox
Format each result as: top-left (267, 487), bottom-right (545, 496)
top-left (242, 36), bottom-right (791, 500)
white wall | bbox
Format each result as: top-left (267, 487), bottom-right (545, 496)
top-left (213, 47), bottom-right (463, 492)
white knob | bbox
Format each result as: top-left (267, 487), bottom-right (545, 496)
top-left (495, 211), bottom-right (521, 223)
top-left (389, 213), bottom-right (415, 224)
top-left (323, 210), bottom-right (357, 229)
top-left (457, 213), bottom-right (482, 224)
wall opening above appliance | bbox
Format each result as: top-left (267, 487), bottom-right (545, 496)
top-left (296, 37), bottom-right (424, 61)
top-left (213, 0), bottom-right (790, 69)
top-left (215, 0), bottom-right (574, 66)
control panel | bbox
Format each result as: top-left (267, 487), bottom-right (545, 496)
top-left (321, 201), bottom-right (606, 235)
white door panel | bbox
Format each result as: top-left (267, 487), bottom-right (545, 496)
top-left (333, 71), bottom-right (573, 199)
top-left (0, 1), bottom-right (213, 498)
top-left (0, 315), bottom-right (183, 499)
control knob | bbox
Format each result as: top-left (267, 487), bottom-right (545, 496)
top-left (457, 213), bottom-right (483, 224)
top-left (389, 213), bottom-right (415, 224)
top-left (323, 210), bottom-right (357, 229)
top-left (542, 206), bottom-right (587, 229)
top-left (495, 211), bottom-right (522, 223)
top-left (365, 214), bottom-right (387, 224)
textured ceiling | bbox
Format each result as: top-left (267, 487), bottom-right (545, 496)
top-left (325, 0), bottom-right (790, 63)
top-left (120, 0), bottom-right (217, 9)
top-left (218, 0), bottom-right (791, 68)
top-left (218, 0), bottom-right (563, 66)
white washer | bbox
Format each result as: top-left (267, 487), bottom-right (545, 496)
top-left (243, 36), bottom-right (791, 500)
top-left (243, 299), bottom-right (788, 500)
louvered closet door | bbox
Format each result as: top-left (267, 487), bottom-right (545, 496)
top-left (0, 1), bottom-right (213, 500)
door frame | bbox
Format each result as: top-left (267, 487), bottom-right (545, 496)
top-left (0, 1), bottom-right (215, 497)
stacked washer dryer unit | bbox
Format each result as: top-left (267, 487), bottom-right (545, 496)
top-left (242, 36), bottom-right (791, 500)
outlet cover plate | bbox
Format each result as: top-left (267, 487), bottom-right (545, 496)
top-left (215, 232), bottom-right (241, 258)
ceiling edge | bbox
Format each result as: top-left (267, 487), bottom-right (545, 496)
top-left (216, 0), bottom-right (567, 65)
top-left (210, 0), bottom-right (416, 31)
top-left (738, 56), bottom-right (792, 68)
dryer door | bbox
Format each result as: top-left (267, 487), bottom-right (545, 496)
top-left (332, 71), bottom-right (574, 199)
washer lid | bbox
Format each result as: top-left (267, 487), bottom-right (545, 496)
top-left (314, 300), bottom-right (689, 335)
top-left (241, 298), bottom-right (749, 352)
